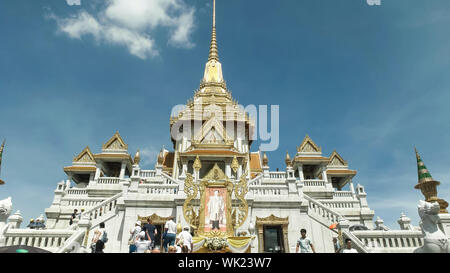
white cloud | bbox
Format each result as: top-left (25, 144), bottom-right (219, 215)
top-left (52, 0), bottom-right (196, 59)
top-left (140, 146), bottom-right (159, 167)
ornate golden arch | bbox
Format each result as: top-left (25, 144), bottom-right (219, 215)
top-left (256, 214), bottom-right (289, 253)
top-left (183, 163), bottom-right (249, 238)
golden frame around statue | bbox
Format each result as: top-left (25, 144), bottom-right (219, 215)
top-left (183, 163), bottom-right (249, 239)
top-left (198, 179), bottom-right (234, 237)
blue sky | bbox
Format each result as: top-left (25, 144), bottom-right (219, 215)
top-left (1, 0), bottom-right (450, 229)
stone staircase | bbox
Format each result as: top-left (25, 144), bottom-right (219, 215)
top-left (304, 194), bottom-right (369, 253)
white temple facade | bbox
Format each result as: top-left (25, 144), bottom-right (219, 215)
top-left (1, 0), bottom-right (449, 254)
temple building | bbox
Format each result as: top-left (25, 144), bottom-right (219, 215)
top-left (0, 0), bottom-right (449, 253)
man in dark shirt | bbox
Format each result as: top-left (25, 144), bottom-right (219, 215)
top-left (142, 218), bottom-right (158, 250)
top-left (70, 209), bottom-right (78, 225)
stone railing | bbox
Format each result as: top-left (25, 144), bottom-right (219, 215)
top-left (268, 172), bottom-right (286, 180)
top-left (304, 195), bottom-right (342, 226)
top-left (65, 189), bottom-right (88, 196)
top-left (161, 172), bottom-right (179, 185)
top-left (56, 229), bottom-right (86, 253)
top-left (303, 179), bottom-right (326, 187)
top-left (81, 192), bottom-right (122, 223)
top-left (140, 170), bottom-right (156, 178)
top-left (2, 229), bottom-right (76, 251)
top-left (341, 230), bottom-right (370, 253)
top-left (351, 230), bottom-right (424, 253)
top-left (249, 185), bottom-right (288, 196)
top-left (65, 198), bottom-right (104, 208)
top-left (333, 191), bottom-right (354, 198)
top-left (97, 177), bottom-right (121, 185)
top-left (248, 174), bottom-right (263, 186)
top-left (320, 200), bottom-right (359, 209)
top-left (138, 184), bottom-right (178, 195)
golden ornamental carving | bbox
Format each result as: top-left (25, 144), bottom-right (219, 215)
top-left (183, 173), bottom-right (200, 229)
top-left (233, 171), bottom-right (249, 229)
top-left (262, 152), bottom-right (269, 167)
top-left (138, 213), bottom-right (174, 225)
top-left (193, 156), bottom-right (202, 172)
top-left (134, 150), bottom-right (140, 165)
top-left (231, 156), bottom-right (239, 173)
top-left (297, 135), bottom-right (321, 153)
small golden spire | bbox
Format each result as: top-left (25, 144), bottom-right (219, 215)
top-left (193, 155), bottom-right (202, 171)
top-left (285, 151), bottom-right (292, 167)
top-left (262, 152), bottom-right (269, 167)
top-left (134, 150), bottom-right (141, 165)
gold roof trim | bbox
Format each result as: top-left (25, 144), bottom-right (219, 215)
top-left (297, 135), bottom-right (322, 153)
top-left (63, 166), bottom-right (97, 173)
top-left (73, 146), bottom-right (96, 164)
top-left (102, 131), bottom-right (128, 151)
top-left (328, 150), bottom-right (348, 166)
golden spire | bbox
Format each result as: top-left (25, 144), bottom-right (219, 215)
top-left (262, 152), bottom-right (269, 167)
top-left (285, 151), bottom-right (292, 167)
top-left (134, 150), bottom-right (141, 165)
top-left (208, 0), bottom-right (219, 62)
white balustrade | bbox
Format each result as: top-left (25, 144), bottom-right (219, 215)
top-left (65, 199), bottom-right (103, 207)
top-left (320, 201), bottom-right (358, 209)
top-left (65, 189), bottom-right (88, 196)
top-left (138, 184), bottom-right (178, 195)
top-left (303, 179), bottom-right (326, 187)
top-left (249, 185), bottom-right (288, 196)
top-left (351, 231), bottom-right (424, 251)
top-left (97, 177), bottom-right (121, 185)
top-left (82, 192), bottom-right (122, 222)
top-left (3, 229), bottom-right (76, 251)
top-left (268, 172), bottom-right (286, 179)
top-left (140, 170), bottom-right (156, 178)
top-left (333, 191), bottom-right (354, 198)
top-left (248, 174), bottom-right (263, 186)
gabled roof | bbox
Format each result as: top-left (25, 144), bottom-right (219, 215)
top-left (328, 150), bottom-right (348, 167)
top-left (102, 131), bottom-right (128, 151)
top-left (73, 146), bottom-right (96, 164)
top-left (297, 135), bottom-right (321, 153)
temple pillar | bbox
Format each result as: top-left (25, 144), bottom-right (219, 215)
top-left (119, 161), bottom-right (126, 179)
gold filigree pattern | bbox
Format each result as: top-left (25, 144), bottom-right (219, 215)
top-left (233, 171), bottom-right (249, 229)
top-left (183, 173), bottom-right (199, 229)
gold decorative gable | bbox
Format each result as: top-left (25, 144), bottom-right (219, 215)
top-left (297, 135), bottom-right (321, 153)
top-left (102, 131), bottom-right (128, 151)
top-left (192, 116), bottom-right (234, 146)
top-left (73, 146), bottom-right (95, 163)
top-left (256, 214), bottom-right (289, 225)
top-left (328, 150), bottom-right (348, 166)
top-left (204, 163), bottom-right (227, 181)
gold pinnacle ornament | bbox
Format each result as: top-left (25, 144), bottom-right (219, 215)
top-left (414, 148), bottom-right (448, 213)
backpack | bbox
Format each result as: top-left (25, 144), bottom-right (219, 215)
top-left (101, 230), bottom-right (108, 243)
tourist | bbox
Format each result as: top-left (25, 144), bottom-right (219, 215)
top-left (163, 216), bottom-right (177, 253)
top-left (27, 219), bottom-right (35, 229)
top-left (91, 222), bottom-right (108, 253)
top-left (95, 239), bottom-right (105, 253)
top-left (176, 226), bottom-right (193, 253)
top-left (296, 229), bottom-right (316, 253)
top-left (168, 245), bottom-right (177, 253)
top-left (142, 217), bottom-right (157, 250)
top-left (129, 221), bottom-right (142, 253)
top-left (135, 231), bottom-right (152, 253)
top-left (342, 239), bottom-right (358, 253)
top-left (333, 237), bottom-right (342, 253)
top-left (70, 209), bottom-right (78, 225)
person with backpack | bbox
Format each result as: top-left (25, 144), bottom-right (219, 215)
top-left (91, 222), bottom-right (108, 253)
top-left (129, 221), bottom-right (142, 253)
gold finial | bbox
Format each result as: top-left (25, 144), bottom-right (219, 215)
top-left (134, 150), bottom-right (141, 165)
top-left (262, 152), bottom-right (269, 167)
top-left (285, 151), bottom-right (292, 167)
top-left (157, 147), bottom-right (165, 166)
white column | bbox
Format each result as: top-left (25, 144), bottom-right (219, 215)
top-left (119, 161), bottom-right (126, 179)
top-left (225, 161), bottom-right (231, 178)
top-left (94, 164), bottom-right (102, 180)
top-left (297, 164), bottom-right (304, 181)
